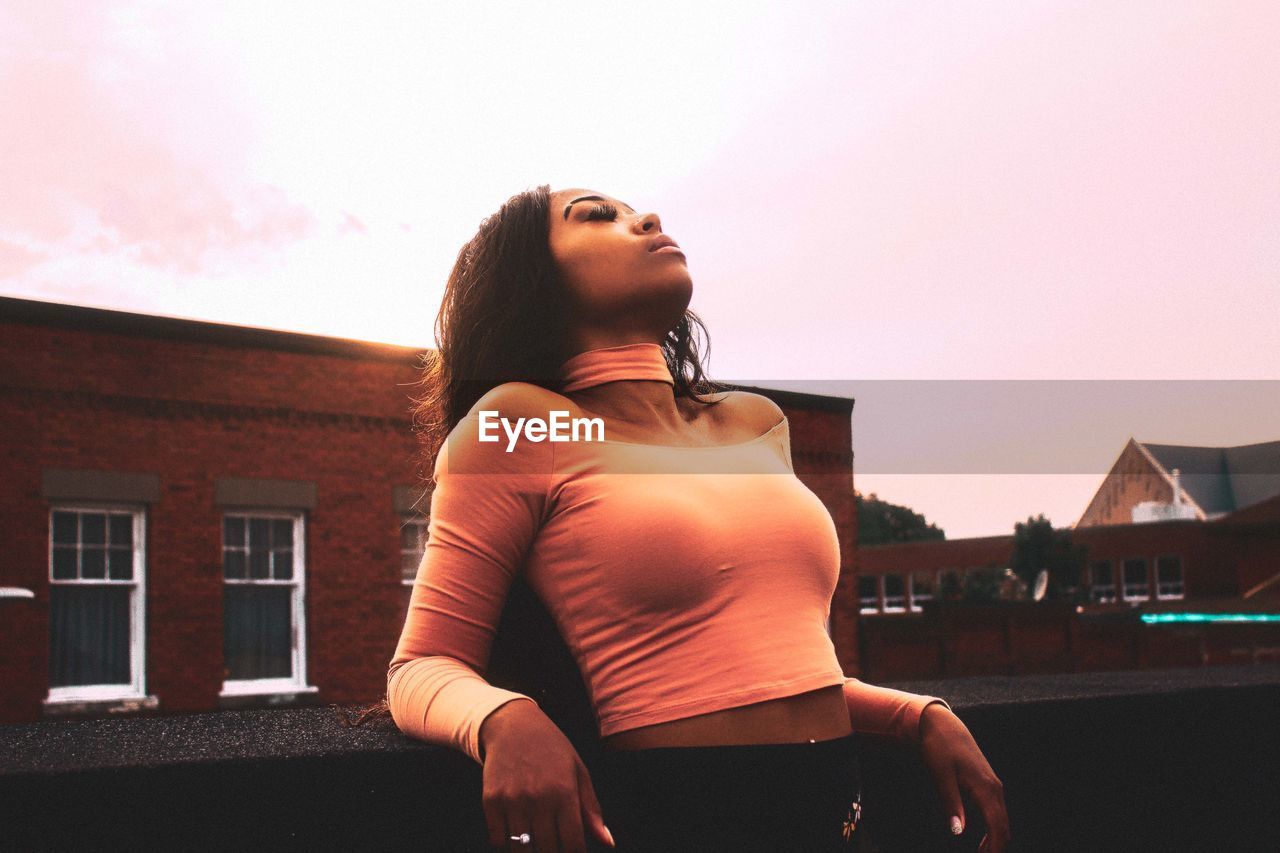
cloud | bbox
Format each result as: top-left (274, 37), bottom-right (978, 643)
top-left (0, 240), bottom-right (46, 278)
top-left (338, 212), bottom-right (368, 236)
top-left (0, 0), bottom-right (315, 278)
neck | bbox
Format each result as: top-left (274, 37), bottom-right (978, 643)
top-left (557, 341), bottom-right (685, 429)
top-left (572, 381), bottom-right (686, 429)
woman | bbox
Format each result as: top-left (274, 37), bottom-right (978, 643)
top-left (387, 185), bottom-right (1011, 852)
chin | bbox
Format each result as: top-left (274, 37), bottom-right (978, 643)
top-left (664, 269), bottom-right (693, 298)
top-left (660, 277), bottom-right (693, 314)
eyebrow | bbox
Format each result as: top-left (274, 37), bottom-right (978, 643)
top-left (563, 195), bottom-right (636, 220)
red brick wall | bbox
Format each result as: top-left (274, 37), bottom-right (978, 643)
top-left (858, 603), bottom-right (1280, 680)
top-left (1, 316), bottom-right (431, 721)
top-left (787, 404), bottom-right (860, 675)
top-left (1, 312), bottom-right (859, 722)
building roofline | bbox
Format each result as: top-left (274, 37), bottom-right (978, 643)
top-left (726, 382), bottom-right (853, 413)
top-left (1130, 438), bottom-right (1209, 520)
top-left (0, 295), bottom-right (429, 364)
top-left (0, 295), bottom-right (855, 412)
top-left (860, 532), bottom-right (1013, 548)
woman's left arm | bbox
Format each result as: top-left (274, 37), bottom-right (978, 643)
top-left (917, 701), bottom-right (1013, 853)
top-left (842, 679), bottom-right (1011, 851)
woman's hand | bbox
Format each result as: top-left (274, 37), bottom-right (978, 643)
top-left (479, 700), bottom-right (616, 853)
top-left (918, 702), bottom-right (1012, 853)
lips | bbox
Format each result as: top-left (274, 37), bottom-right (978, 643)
top-left (648, 234), bottom-right (680, 252)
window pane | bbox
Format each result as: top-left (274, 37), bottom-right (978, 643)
top-left (249, 518), bottom-right (269, 552)
top-left (401, 553), bottom-right (420, 583)
top-left (224, 550), bottom-right (246, 580)
top-left (53, 511), bottom-right (78, 545)
top-left (81, 547), bottom-right (106, 579)
top-left (271, 519), bottom-right (292, 549)
top-left (400, 522), bottom-right (424, 551)
top-left (1091, 561), bottom-right (1113, 585)
top-left (52, 545), bottom-right (78, 580)
top-left (224, 516), bottom-right (245, 547)
top-left (248, 549), bottom-right (270, 580)
top-left (49, 585), bottom-right (131, 687)
top-left (1156, 556), bottom-right (1184, 597)
top-left (224, 585), bottom-right (293, 680)
top-left (108, 514), bottom-right (132, 547)
top-left (82, 513), bottom-right (106, 545)
top-left (273, 550), bottom-right (293, 581)
top-left (108, 547), bottom-right (133, 580)
top-left (1123, 559), bottom-right (1147, 583)
top-left (884, 574), bottom-right (906, 609)
top-left (1157, 556), bottom-right (1182, 581)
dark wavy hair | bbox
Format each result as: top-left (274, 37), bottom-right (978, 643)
top-left (338, 183), bottom-right (732, 733)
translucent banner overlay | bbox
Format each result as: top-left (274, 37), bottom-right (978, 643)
top-left (761, 379), bottom-right (1279, 475)
top-left (443, 380), bottom-right (1280, 476)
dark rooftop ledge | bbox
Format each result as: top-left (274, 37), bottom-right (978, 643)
top-left (3, 664), bottom-right (1279, 851)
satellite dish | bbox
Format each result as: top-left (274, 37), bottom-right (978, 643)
top-left (1033, 569), bottom-right (1049, 601)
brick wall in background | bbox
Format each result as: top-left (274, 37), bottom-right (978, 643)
top-left (0, 297), bottom-right (860, 723)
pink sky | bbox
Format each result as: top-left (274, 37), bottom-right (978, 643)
top-left (3, 1), bottom-right (1277, 537)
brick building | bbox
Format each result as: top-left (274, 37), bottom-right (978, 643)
top-left (858, 436), bottom-right (1280, 617)
top-left (859, 495), bottom-right (1280, 615)
top-left (0, 296), bottom-right (861, 724)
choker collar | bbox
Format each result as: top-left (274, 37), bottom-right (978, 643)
top-left (558, 343), bottom-right (675, 393)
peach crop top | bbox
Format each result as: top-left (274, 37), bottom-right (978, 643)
top-left (388, 342), bottom-right (950, 764)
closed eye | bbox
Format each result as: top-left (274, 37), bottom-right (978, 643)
top-left (585, 202), bottom-right (619, 222)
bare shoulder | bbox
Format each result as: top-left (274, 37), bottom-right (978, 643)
top-left (710, 390), bottom-right (786, 434)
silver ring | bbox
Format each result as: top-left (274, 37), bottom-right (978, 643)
top-left (509, 832), bottom-right (531, 845)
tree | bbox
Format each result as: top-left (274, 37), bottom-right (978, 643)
top-left (856, 490), bottom-right (946, 545)
top-left (1009, 514), bottom-right (1089, 603)
top-left (962, 563), bottom-right (1005, 603)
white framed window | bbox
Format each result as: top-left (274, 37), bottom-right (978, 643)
top-left (399, 513), bottom-right (428, 615)
top-left (909, 570), bottom-right (935, 612)
top-left (1155, 555), bottom-right (1184, 599)
top-left (857, 574), bottom-right (880, 614)
top-left (47, 505), bottom-right (147, 703)
top-left (399, 514), bottom-right (428, 585)
top-left (1122, 557), bottom-right (1149, 602)
top-left (220, 511), bottom-right (313, 697)
top-left (1089, 559), bottom-right (1117, 603)
top-left (883, 573), bottom-right (906, 612)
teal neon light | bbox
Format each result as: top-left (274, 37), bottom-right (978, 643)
top-left (1140, 612), bottom-right (1280, 624)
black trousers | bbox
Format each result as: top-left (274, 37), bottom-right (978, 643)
top-left (590, 732), bottom-right (863, 852)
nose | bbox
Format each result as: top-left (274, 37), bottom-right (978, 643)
top-left (636, 211), bottom-right (661, 232)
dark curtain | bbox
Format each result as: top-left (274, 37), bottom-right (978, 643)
top-left (223, 585), bottom-right (292, 680)
top-left (49, 585), bottom-right (131, 687)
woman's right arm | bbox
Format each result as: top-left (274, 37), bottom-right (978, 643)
top-left (387, 391), bottom-right (615, 851)
top-left (386, 398), bottom-right (554, 764)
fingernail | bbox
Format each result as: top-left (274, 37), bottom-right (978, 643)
top-left (604, 825), bottom-right (616, 848)
top-left (951, 815), bottom-right (963, 835)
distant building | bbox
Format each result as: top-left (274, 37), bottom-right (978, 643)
top-left (1078, 437), bottom-right (1280, 527)
top-left (858, 434), bottom-right (1280, 616)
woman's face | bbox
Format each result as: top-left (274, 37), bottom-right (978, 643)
top-left (547, 187), bottom-right (692, 327)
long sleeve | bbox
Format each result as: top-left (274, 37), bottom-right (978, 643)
top-left (387, 412), bottom-right (556, 766)
top-left (843, 677), bottom-right (952, 743)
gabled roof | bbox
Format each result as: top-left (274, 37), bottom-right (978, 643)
top-left (1138, 439), bottom-right (1280, 515)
